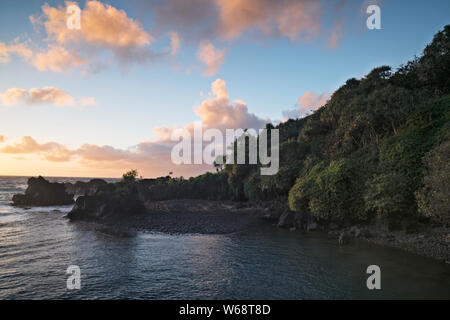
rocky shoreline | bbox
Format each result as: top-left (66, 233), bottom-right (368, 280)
top-left (362, 226), bottom-right (450, 263)
top-left (68, 196), bottom-right (450, 263)
top-left (11, 177), bottom-right (450, 263)
top-left (98, 199), bottom-right (269, 235)
top-left (84, 200), bottom-right (450, 262)
top-left (264, 210), bottom-right (450, 263)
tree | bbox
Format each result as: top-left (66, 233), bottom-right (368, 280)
top-left (418, 25), bottom-right (450, 93)
top-left (122, 170), bottom-right (138, 184)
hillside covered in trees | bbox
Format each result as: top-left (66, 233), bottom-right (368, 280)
top-left (139, 25), bottom-right (450, 231)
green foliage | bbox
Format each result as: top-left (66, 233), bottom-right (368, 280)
top-left (276, 118), bottom-right (308, 142)
top-left (142, 172), bottom-right (232, 201)
top-left (364, 96), bottom-right (449, 223)
top-left (289, 161), bottom-right (327, 214)
top-left (415, 139), bottom-right (450, 226)
top-left (243, 172), bottom-right (264, 201)
top-left (289, 155), bottom-right (374, 223)
top-left (365, 172), bottom-right (413, 219)
top-left (288, 26), bottom-right (450, 227)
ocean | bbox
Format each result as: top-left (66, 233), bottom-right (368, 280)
top-left (0, 176), bottom-right (449, 299)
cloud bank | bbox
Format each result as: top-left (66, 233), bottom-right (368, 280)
top-left (1, 0), bottom-right (358, 75)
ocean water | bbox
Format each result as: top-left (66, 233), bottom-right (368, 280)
top-left (0, 176), bottom-right (449, 300)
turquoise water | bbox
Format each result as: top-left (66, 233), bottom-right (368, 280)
top-left (0, 176), bottom-right (449, 299)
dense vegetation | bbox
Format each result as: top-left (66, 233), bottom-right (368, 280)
top-left (141, 26), bottom-right (450, 229)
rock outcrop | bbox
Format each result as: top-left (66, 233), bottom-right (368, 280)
top-left (67, 182), bottom-right (146, 221)
top-left (64, 179), bottom-right (107, 196)
top-left (12, 176), bottom-right (74, 206)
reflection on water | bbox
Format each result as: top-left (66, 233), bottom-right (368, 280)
top-left (0, 176), bottom-right (449, 299)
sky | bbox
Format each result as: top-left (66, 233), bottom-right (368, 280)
top-left (0, 0), bottom-right (449, 178)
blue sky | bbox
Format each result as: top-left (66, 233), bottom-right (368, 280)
top-left (0, 0), bottom-right (449, 177)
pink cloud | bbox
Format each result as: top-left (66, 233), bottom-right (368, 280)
top-left (0, 136), bottom-right (74, 162)
top-left (194, 79), bottom-right (267, 130)
top-left (32, 45), bottom-right (85, 72)
top-left (328, 23), bottom-right (343, 49)
top-left (152, 0), bottom-right (322, 42)
top-left (23, 0), bottom-right (158, 72)
top-left (0, 87), bottom-right (97, 107)
top-left (169, 31), bottom-right (181, 56)
top-left (0, 87), bottom-right (75, 107)
top-left (155, 78), bottom-right (268, 140)
top-left (39, 1), bottom-right (152, 49)
top-left (0, 40), bottom-right (33, 63)
top-left (283, 90), bottom-right (332, 119)
top-left (216, 0), bottom-right (321, 41)
top-left (197, 41), bottom-right (227, 76)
